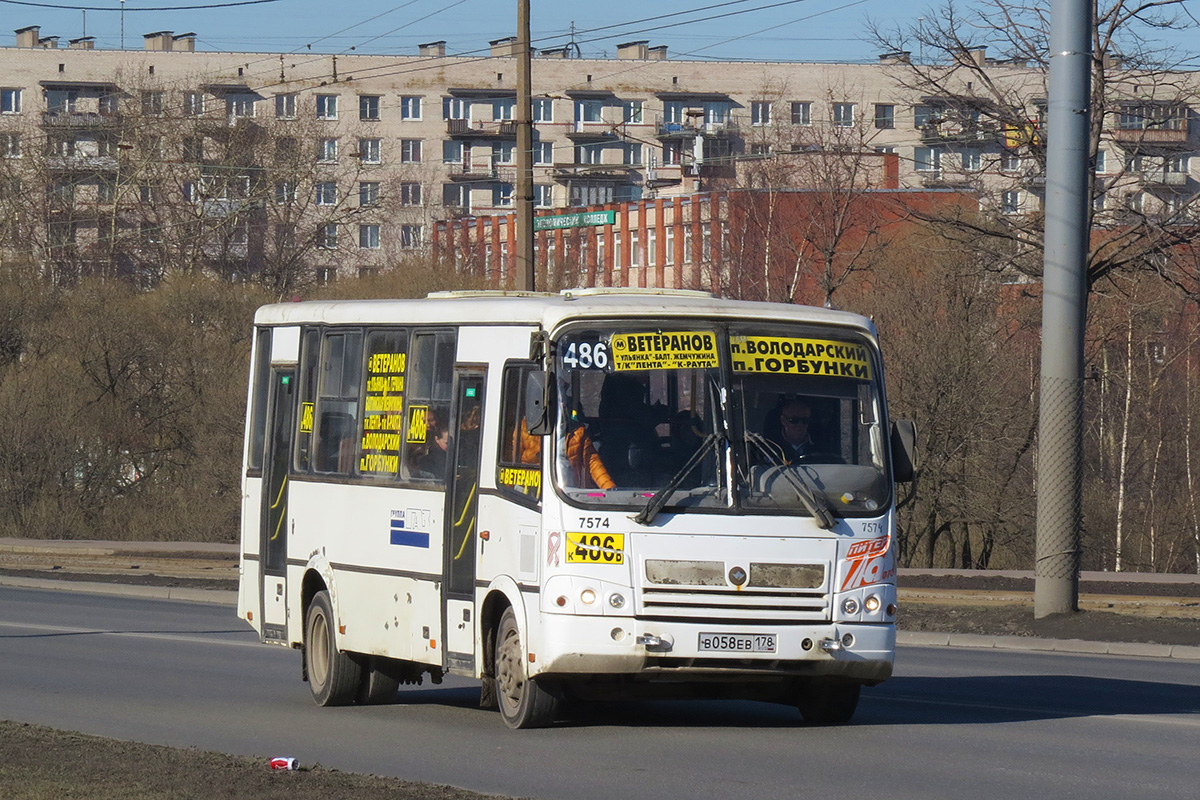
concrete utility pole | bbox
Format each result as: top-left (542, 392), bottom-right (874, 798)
top-left (515, 0), bottom-right (536, 291)
top-left (1035, 0), bottom-right (1093, 618)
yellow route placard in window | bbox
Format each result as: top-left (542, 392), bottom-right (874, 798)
top-left (566, 532), bottom-right (625, 564)
top-left (729, 336), bottom-right (873, 380)
top-left (610, 332), bottom-right (718, 371)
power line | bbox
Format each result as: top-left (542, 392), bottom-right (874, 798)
top-left (0, 0), bottom-right (280, 10)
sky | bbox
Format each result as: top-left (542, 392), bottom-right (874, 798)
top-left (0, 0), bottom-right (954, 63)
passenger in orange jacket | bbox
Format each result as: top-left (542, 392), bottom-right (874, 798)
top-left (517, 418), bottom-right (616, 491)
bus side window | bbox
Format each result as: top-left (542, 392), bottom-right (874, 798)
top-left (358, 328), bottom-right (409, 481)
top-left (293, 328), bottom-right (320, 473)
top-left (402, 329), bottom-right (456, 483)
top-left (246, 328), bottom-right (272, 472)
top-left (313, 330), bottom-right (363, 475)
top-left (497, 362), bottom-right (542, 502)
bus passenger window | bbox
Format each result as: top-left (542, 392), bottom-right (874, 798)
top-left (497, 363), bottom-right (542, 501)
top-left (293, 328), bottom-right (320, 472)
top-left (358, 329), bottom-right (408, 480)
top-left (401, 329), bottom-right (456, 483)
top-left (313, 331), bottom-right (363, 474)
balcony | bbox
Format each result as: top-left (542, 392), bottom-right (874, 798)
top-left (1111, 127), bottom-right (1190, 149)
top-left (41, 111), bottom-right (122, 128)
top-left (655, 115), bottom-right (740, 140)
top-left (446, 118), bottom-right (518, 139)
top-left (1136, 169), bottom-right (1189, 188)
top-left (566, 120), bottom-right (620, 141)
top-left (550, 162), bottom-right (638, 182)
top-left (45, 154), bottom-right (119, 172)
top-left (919, 122), bottom-right (997, 147)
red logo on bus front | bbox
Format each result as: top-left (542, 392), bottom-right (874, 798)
top-left (841, 535), bottom-right (894, 590)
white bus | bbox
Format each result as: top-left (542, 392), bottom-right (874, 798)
top-left (238, 288), bottom-right (916, 728)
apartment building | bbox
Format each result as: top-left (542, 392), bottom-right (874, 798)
top-left (0, 25), bottom-right (1194, 282)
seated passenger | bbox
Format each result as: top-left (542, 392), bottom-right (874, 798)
top-left (597, 373), bottom-right (668, 484)
top-left (518, 417), bottom-right (615, 491)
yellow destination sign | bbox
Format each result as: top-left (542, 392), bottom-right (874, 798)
top-left (730, 336), bottom-right (872, 380)
top-left (610, 331), bottom-right (718, 371)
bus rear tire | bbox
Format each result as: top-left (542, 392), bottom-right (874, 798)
top-left (795, 681), bottom-right (861, 725)
top-left (495, 607), bottom-right (558, 729)
top-left (305, 590), bottom-right (361, 707)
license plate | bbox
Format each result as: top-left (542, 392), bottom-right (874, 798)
top-left (698, 632), bottom-right (777, 653)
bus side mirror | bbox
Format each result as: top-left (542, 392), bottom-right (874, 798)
top-left (890, 419), bottom-right (917, 483)
top-left (524, 371), bottom-right (554, 436)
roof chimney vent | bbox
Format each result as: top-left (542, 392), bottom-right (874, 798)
top-left (38, 35), bottom-right (59, 49)
top-left (15, 26), bottom-right (40, 48)
top-left (647, 45), bottom-right (668, 61)
top-left (144, 31), bottom-right (174, 51)
top-left (68, 36), bottom-right (95, 49)
top-left (418, 40), bottom-right (445, 57)
top-left (173, 32), bottom-right (196, 51)
top-left (616, 40), bottom-right (649, 60)
top-left (489, 36), bottom-right (518, 57)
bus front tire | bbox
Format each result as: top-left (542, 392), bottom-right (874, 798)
top-left (495, 607), bottom-right (558, 729)
top-left (305, 590), bottom-right (361, 707)
top-left (794, 681), bottom-right (861, 725)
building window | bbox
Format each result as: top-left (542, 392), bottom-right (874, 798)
top-left (443, 97), bottom-right (470, 121)
top-left (623, 100), bottom-right (643, 124)
top-left (575, 99), bottom-right (603, 123)
top-left (359, 95), bottom-right (381, 121)
top-left (442, 140), bottom-right (463, 164)
top-left (46, 90), bottom-right (77, 114)
top-left (274, 93), bottom-right (295, 119)
top-left (400, 224), bottom-right (423, 249)
top-left (400, 182), bottom-right (422, 206)
top-left (534, 184), bottom-right (552, 207)
top-left (663, 101), bottom-right (686, 125)
top-left (493, 98), bottom-right (515, 121)
top-left (874, 104), bottom-right (895, 129)
top-left (182, 136), bottom-right (203, 162)
top-left (443, 183), bottom-right (467, 209)
top-left (316, 94), bottom-right (338, 120)
top-left (318, 138), bottom-right (338, 163)
top-left (318, 223), bottom-right (338, 249)
top-left (914, 146), bottom-right (942, 172)
top-left (493, 182), bottom-right (514, 207)
top-left (913, 105), bottom-right (936, 128)
top-left (360, 181), bottom-right (380, 206)
top-left (1093, 149), bottom-right (1106, 173)
top-left (662, 141), bottom-right (684, 166)
top-left (533, 98), bottom-right (554, 123)
top-left (751, 101), bottom-right (771, 126)
top-left (0, 133), bottom-right (20, 158)
top-left (832, 102), bottom-right (855, 127)
top-left (790, 101), bottom-right (811, 126)
top-left (629, 230), bottom-right (640, 267)
top-left (275, 181), bottom-right (296, 204)
top-left (1001, 191), bottom-right (1020, 215)
top-left (227, 95), bottom-right (255, 120)
top-left (315, 182), bottom-right (337, 205)
top-left (1, 88), bottom-right (21, 114)
top-left (1001, 150), bottom-right (1021, 172)
top-left (664, 226), bottom-right (675, 265)
top-left (962, 150), bottom-right (982, 171)
top-left (646, 228), bottom-right (657, 267)
top-left (623, 142), bottom-right (642, 165)
top-left (576, 143), bottom-right (603, 165)
top-left (141, 91), bottom-right (164, 117)
top-left (750, 142), bottom-right (770, 156)
top-left (359, 224), bottom-right (381, 249)
top-left (400, 139), bottom-right (422, 163)
top-left (400, 96), bottom-right (422, 120)
top-left (358, 138), bottom-right (381, 164)
top-left (492, 141), bottom-right (516, 165)
top-left (534, 140), bottom-right (554, 165)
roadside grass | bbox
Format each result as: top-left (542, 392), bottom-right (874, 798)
top-left (0, 720), bottom-right (505, 800)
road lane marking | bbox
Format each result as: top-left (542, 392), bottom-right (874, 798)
top-left (0, 620), bottom-right (263, 648)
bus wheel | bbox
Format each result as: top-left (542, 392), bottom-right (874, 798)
top-left (495, 607), bottom-right (558, 729)
top-left (305, 591), bottom-right (361, 706)
top-left (357, 660), bottom-right (400, 705)
top-left (795, 681), bottom-right (861, 725)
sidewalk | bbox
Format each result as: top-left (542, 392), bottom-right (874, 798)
top-left (3, 539), bottom-right (1199, 662)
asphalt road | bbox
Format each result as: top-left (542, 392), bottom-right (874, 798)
top-left (2, 585), bottom-right (1199, 800)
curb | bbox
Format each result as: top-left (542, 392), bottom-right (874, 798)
top-left (896, 631), bottom-right (1200, 662)
top-left (0, 575), bottom-right (236, 606)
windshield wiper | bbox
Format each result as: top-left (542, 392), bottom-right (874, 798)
top-left (633, 433), bottom-right (721, 526)
top-left (744, 432), bottom-right (837, 529)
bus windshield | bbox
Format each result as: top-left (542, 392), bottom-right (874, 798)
top-left (552, 322), bottom-right (889, 518)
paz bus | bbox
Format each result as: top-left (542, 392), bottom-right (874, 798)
top-left (237, 288), bottom-right (916, 728)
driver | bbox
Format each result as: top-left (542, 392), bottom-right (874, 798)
top-left (773, 398), bottom-right (816, 463)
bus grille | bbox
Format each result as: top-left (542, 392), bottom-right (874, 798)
top-left (637, 586), bottom-right (830, 622)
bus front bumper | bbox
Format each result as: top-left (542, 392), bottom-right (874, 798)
top-left (533, 615), bottom-right (894, 684)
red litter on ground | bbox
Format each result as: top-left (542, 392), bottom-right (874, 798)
top-left (269, 757), bottom-right (298, 770)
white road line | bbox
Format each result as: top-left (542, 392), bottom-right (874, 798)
top-left (0, 620), bottom-right (262, 648)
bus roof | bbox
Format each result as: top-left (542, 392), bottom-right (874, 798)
top-left (252, 288), bottom-right (877, 338)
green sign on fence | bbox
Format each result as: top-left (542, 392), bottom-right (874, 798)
top-left (532, 210), bottom-right (617, 232)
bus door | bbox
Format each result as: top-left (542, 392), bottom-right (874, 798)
top-left (443, 368), bottom-right (486, 672)
top-left (260, 367), bottom-right (295, 644)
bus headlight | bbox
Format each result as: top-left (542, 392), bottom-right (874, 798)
top-left (864, 594), bottom-right (881, 613)
top-left (841, 598), bottom-right (860, 615)
top-left (580, 589), bottom-right (597, 605)
top-left (608, 592), bottom-right (625, 609)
